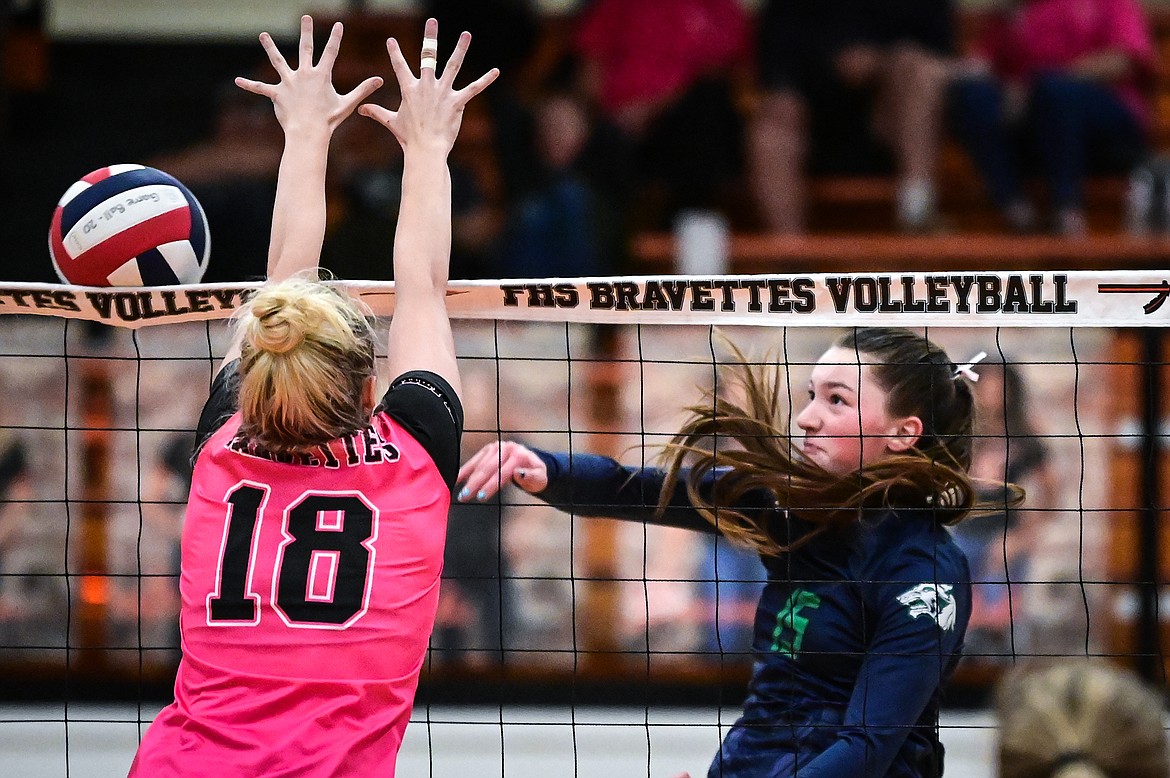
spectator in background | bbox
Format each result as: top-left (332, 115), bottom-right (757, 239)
top-left (323, 0), bottom-right (524, 282)
top-left (573, 0), bottom-right (751, 229)
top-left (142, 432), bottom-right (197, 659)
top-left (0, 430), bottom-right (66, 647)
top-left (750, 0), bottom-right (955, 233)
top-left (424, 0), bottom-right (540, 203)
top-left (950, 0), bottom-right (1157, 236)
top-left (0, 432), bottom-right (30, 622)
top-left (431, 496), bottom-right (514, 666)
top-left (691, 535), bottom-right (766, 662)
top-left (685, 366), bottom-right (767, 662)
top-left (322, 115), bottom-right (497, 281)
top-left (997, 660), bottom-right (1168, 778)
top-left (500, 92), bottom-right (609, 278)
top-left (430, 369), bottom-right (515, 667)
top-left (949, 357), bottom-right (1058, 660)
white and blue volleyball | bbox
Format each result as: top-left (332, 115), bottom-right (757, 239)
top-left (49, 164), bottom-right (210, 287)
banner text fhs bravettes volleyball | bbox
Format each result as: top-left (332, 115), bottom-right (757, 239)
top-left (11, 271), bottom-right (1169, 328)
top-left (501, 275), bottom-right (1078, 315)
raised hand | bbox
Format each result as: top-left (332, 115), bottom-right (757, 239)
top-left (359, 18), bottom-right (499, 155)
top-left (235, 15), bottom-right (383, 135)
top-left (456, 441), bottom-right (548, 502)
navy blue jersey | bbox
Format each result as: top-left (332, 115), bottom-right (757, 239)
top-left (533, 450), bottom-right (971, 778)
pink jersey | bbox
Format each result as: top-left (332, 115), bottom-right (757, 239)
top-left (979, 0), bottom-right (1157, 129)
top-left (132, 368), bottom-right (462, 777)
top-left (574, 0), bottom-right (750, 116)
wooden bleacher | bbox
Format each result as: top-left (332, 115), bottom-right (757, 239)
top-left (631, 232), bottom-right (1170, 273)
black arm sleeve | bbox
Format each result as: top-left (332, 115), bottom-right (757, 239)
top-left (193, 360), bottom-right (241, 461)
top-left (380, 371), bottom-right (464, 490)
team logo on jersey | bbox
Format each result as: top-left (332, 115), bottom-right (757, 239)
top-left (896, 583), bottom-right (957, 631)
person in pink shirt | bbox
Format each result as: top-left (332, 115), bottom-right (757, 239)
top-left (129, 15), bottom-right (497, 777)
top-left (574, 0), bottom-right (751, 227)
top-left (950, 0), bottom-right (1158, 235)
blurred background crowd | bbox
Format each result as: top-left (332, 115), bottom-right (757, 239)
top-left (2, 0), bottom-right (1168, 288)
top-left (0, 0), bottom-right (1167, 708)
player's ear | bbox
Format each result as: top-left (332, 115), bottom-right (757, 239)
top-left (886, 415), bottom-right (923, 453)
top-left (362, 375), bottom-right (378, 416)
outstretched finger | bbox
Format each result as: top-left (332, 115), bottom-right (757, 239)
top-left (297, 14), bottom-right (314, 69)
top-left (441, 31), bottom-right (471, 88)
top-left (258, 32), bottom-right (292, 78)
top-left (420, 18), bottom-right (439, 78)
top-left (234, 76), bottom-right (277, 99)
top-left (455, 67), bottom-right (500, 105)
top-left (339, 76), bottom-right (384, 118)
top-left (385, 38), bottom-right (415, 87)
top-left (358, 103), bottom-right (397, 129)
top-left (458, 460), bottom-right (502, 501)
top-left (317, 21), bottom-right (344, 72)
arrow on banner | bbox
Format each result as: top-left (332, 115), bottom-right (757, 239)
top-left (1097, 281), bottom-right (1170, 314)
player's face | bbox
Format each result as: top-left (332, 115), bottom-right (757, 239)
top-left (795, 346), bottom-right (911, 475)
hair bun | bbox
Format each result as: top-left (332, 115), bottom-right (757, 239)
top-left (235, 275), bottom-right (378, 456)
top-left (247, 291), bottom-right (309, 355)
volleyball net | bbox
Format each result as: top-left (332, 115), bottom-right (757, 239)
top-left (0, 270), bottom-right (1166, 768)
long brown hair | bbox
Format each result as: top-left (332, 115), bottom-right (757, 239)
top-left (659, 328), bottom-right (1024, 556)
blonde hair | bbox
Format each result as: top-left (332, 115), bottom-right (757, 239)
top-left (997, 660), bottom-right (1169, 778)
top-left (236, 277), bottom-right (376, 454)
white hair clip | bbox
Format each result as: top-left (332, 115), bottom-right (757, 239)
top-left (953, 351), bottom-right (987, 382)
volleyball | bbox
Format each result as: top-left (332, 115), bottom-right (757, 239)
top-left (48, 164), bottom-right (210, 287)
